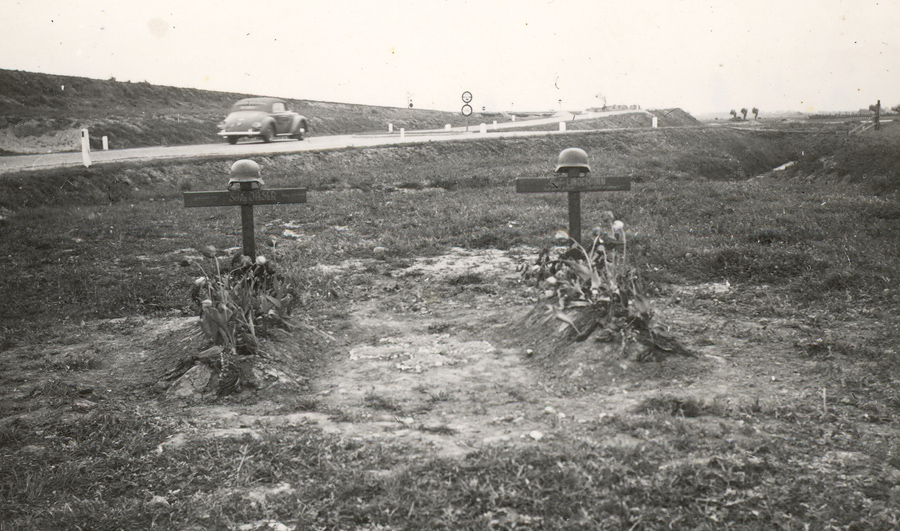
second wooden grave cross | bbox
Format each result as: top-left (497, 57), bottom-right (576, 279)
top-left (516, 148), bottom-right (631, 245)
top-left (183, 159), bottom-right (307, 258)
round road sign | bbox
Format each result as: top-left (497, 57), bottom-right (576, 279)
top-left (461, 91), bottom-right (473, 103)
top-left (461, 104), bottom-right (473, 116)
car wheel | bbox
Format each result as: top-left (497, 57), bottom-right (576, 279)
top-left (261, 125), bottom-right (275, 143)
top-left (294, 121), bottom-right (306, 140)
top-left (227, 136), bottom-right (239, 145)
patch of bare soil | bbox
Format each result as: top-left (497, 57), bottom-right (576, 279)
top-left (0, 128), bottom-right (83, 154)
top-left (1, 248), bottom-right (888, 462)
top-left (0, 316), bottom-right (196, 424)
top-left (274, 248), bottom-right (849, 459)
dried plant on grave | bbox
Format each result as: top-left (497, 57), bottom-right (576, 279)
top-left (523, 219), bottom-right (690, 361)
top-left (188, 245), bottom-right (296, 395)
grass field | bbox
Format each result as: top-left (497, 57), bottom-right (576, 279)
top-left (2, 75), bottom-right (900, 529)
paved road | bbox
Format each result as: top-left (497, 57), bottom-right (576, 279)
top-left (0, 109), bottom-right (649, 174)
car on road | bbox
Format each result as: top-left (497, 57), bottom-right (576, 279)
top-left (217, 97), bottom-right (309, 144)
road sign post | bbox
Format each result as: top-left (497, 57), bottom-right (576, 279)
top-left (516, 148), bottom-right (631, 245)
top-left (461, 91), bottom-right (473, 132)
top-left (183, 160), bottom-right (307, 258)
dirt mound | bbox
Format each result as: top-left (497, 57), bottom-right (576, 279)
top-left (509, 287), bottom-right (699, 395)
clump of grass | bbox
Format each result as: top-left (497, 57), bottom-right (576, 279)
top-left (364, 390), bottom-right (401, 412)
top-left (636, 395), bottom-right (714, 417)
top-left (447, 273), bottom-right (482, 286)
top-left (426, 322), bottom-right (453, 334)
top-left (427, 390), bottom-right (453, 403)
top-left (417, 424), bottom-right (456, 435)
top-left (27, 377), bottom-right (82, 399)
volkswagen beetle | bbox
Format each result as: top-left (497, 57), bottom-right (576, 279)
top-left (217, 97), bottom-right (309, 144)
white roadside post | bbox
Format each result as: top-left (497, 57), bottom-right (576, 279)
top-left (559, 122), bottom-right (567, 132)
top-left (80, 128), bottom-right (91, 167)
top-left (400, 128), bottom-right (405, 138)
top-left (479, 123), bottom-right (487, 134)
top-left (445, 124), bottom-right (451, 130)
top-left (102, 136), bottom-right (109, 150)
top-left (652, 116), bottom-right (658, 128)
top-left (389, 123), bottom-right (393, 133)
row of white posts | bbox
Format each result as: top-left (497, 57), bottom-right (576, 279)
top-left (388, 115), bottom-right (659, 136)
top-left (80, 128), bottom-right (109, 168)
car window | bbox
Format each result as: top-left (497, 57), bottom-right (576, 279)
top-left (231, 103), bottom-right (266, 112)
top-left (272, 102), bottom-right (285, 113)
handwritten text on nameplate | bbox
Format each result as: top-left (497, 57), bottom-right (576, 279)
top-left (515, 176), bottom-right (631, 194)
top-left (183, 188), bottom-right (307, 208)
top-left (230, 189), bottom-right (280, 204)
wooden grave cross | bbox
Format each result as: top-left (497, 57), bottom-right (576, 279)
top-left (183, 160), bottom-right (307, 258)
top-left (516, 148), bottom-right (631, 245)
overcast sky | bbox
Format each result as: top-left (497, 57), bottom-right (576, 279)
top-left (2, 1), bottom-right (897, 115)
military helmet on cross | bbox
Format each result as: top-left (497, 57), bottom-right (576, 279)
top-left (555, 147), bottom-right (591, 173)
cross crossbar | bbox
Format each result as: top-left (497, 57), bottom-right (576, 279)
top-left (183, 188), bottom-right (307, 208)
top-left (515, 176), bottom-right (631, 194)
top-left (183, 186), bottom-right (307, 258)
top-left (515, 170), bottom-right (632, 245)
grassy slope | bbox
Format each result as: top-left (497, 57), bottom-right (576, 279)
top-left (0, 69), bottom-right (698, 154)
top-left (0, 68), bottom-right (514, 152)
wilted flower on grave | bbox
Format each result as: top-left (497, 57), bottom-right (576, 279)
top-left (200, 245), bottom-right (217, 259)
top-left (256, 255), bottom-right (267, 265)
top-left (555, 230), bottom-right (569, 241)
top-left (201, 299), bottom-right (213, 308)
top-left (612, 220), bottom-right (624, 232)
top-left (240, 255), bottom-right (253, 267)
top-left (194, 277), bottom-right (207, 287)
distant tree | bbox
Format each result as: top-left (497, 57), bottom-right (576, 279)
top-left (892, 104), bottom-right (900, 114)
top-left (740, 108), bottom-right (748, 120)
top-left (729, 109), bottom-right (738, 120)
top-left (752, 107), bottom-right (759, 119)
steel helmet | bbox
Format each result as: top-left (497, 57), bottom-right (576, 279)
top-left (555, 147), bottom-right (591, 173)
top-left (228, 159), bottom-right (264, 190)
